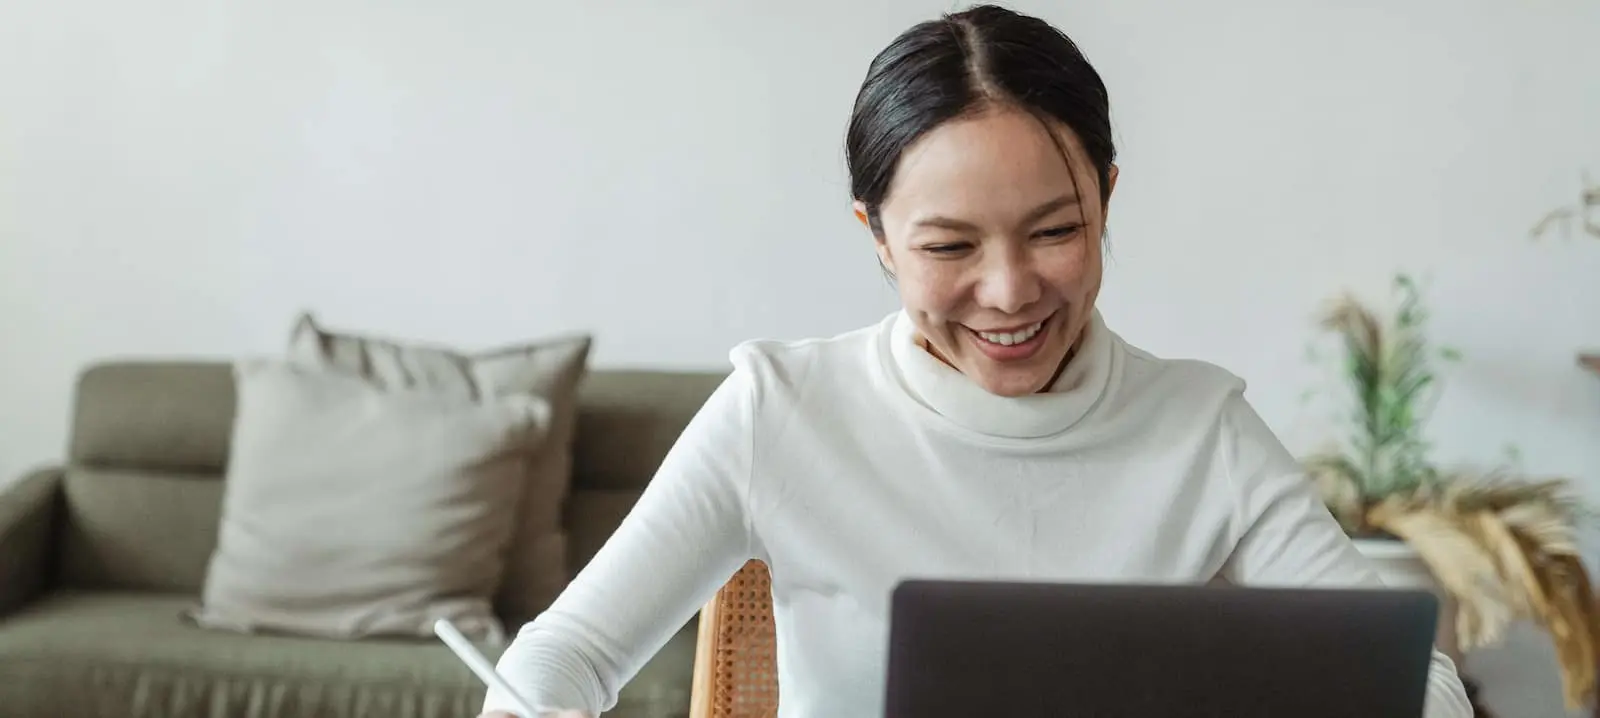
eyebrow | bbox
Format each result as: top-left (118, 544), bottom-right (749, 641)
top-left (912, 194), bottom-right (1081, 232)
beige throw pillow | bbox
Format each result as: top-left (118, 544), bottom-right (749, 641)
top-left (191, 359), bottom-right (550, 642)
top-left (285, 313), bottom-right (592, 629)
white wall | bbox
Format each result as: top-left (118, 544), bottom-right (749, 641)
top-left (2, 0), bottom-right (1597, 714)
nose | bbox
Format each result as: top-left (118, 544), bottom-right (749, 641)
top-left (974, 246), bottom-right (1042, 315)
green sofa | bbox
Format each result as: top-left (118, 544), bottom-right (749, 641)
top-left (0, 359), bottom-right (728, 718)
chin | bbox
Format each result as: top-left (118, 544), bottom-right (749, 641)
top-left (954, 313), bottom-right (1074, 397)
top-left (964, 346), bottom-right (1069, 397)
top-left (973, 367), bottom-right (1056, 397)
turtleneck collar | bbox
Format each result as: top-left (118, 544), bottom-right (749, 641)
top-left (885, 309), bottom-right (1117, 439)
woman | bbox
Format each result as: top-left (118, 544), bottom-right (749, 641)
top-left (483, 5), bottom-right (1472, 717)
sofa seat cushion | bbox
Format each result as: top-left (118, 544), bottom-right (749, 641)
top-left (0, 590), bottom-right (482, 717)
top-left (0, 591), bottom-right (698, 718)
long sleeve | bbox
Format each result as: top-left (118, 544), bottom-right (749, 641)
top-left (1215, 392), bottom-right (1473, 718)
top-left (483, 365), bottom-right (761, 717)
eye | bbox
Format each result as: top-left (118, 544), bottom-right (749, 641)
top-left (1035, 224), bottom-right (1084, 241)
top-left (921, 242), bottom-right (974, 257)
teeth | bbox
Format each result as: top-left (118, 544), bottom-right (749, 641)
top-left (976, 321), bottom-right (1044, 346)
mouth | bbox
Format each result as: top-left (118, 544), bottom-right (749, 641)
top-left (963, 311), bottom-right (1057, 362)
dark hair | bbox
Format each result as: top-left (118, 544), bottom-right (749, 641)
top-left (846, 4), bottom-right (1115, 236)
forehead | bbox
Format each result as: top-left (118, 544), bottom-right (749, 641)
top-left (881, 106), bottom-right (1092, 222)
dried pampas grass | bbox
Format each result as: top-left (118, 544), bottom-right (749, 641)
top-left (1322, 465), bottom-right (1600, 709)
top-left (1305, 274), bottom-right (1599, 710)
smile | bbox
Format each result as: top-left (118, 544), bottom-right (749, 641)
top-left (973, 320), bottom-right (1045, 346)
top-left (962, 311), bottom-right (1058, 362)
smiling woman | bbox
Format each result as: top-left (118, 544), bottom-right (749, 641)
top-left (479, 5), bottom-right (1474, 718)
top-left (846, 6), bottom-right (1116, 398)
top-left (857, 108), bottom-right (1111, 396)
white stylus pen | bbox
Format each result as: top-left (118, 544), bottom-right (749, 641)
top-left (434, 618), bottom-right (544, 718)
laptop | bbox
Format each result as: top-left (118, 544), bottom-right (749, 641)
top-left (883, 579), bottom-right (1439, 718)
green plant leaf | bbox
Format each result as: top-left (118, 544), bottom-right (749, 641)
top-left (1303, 270), bottom-right (1455, 504)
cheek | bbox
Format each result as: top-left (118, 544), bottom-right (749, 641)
top-left (896, 259), bottom-right (968, 318)
top-left (1041, 241), bottom-right (1099, 294)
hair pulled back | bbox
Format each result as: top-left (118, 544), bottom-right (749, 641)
top-left (846, 5), bottom-right (1116, 236)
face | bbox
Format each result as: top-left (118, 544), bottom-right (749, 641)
top-left (860, 105), bottom-right (1117, 397)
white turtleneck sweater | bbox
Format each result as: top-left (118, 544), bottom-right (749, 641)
top-left (485, 311), bottom-right (1472, 718)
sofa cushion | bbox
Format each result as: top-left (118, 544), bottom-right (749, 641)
top-left (571, 371), bottom-right (727, 492)
top-left (287, 313), bottom-right (591, 629)
top-left (0, 591), bottom-right (697, 718)
top-left (565, 489), bottom-right (646, 577)
top-left (0, 591), bottom-right (483, 718)
top-left (190, 360), bottom-right (548, 642)
top-left (59, 466), bottom-right (224, 592)
top-left (56, 360), bottom-right (726, 597)
top-left (59, 361), bottom-right (236, 592)
top-left (69, 361), bottom-right (237, 473)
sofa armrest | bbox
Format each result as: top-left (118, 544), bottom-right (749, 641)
top-left (0, 466), bottom-right (63, 618)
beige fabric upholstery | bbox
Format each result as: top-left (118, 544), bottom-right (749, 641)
top-left (24, 359), bottom-right (732, 718)
top-left (570, 370), bottom-right (729, 491)
top-left (0, 590), bottom-right (701, 718)
top-left (2, 591), bottom-right (486, 718)
top-left (190, 360), bottom-right (548, 642)
top-left (564, 489), bottom-right (649, 574)
top-left (55, 362), bottom-right (735, 593)
top-left (0, 468), bottom-right (59, 619)
top-left (57, 362), bottom-right (237, 592)
top-left (59, 467), bottom-right (224, 592)
top-left (287, 313), bottom-right (592, 628)
top-left (68, 361), bottom-right (236, 472)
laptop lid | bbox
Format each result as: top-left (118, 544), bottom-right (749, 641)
top-left (884, 579), bottom-right (1438, 718)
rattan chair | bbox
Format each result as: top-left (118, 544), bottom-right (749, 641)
top-left (688, 559), bottom-right (779, 717)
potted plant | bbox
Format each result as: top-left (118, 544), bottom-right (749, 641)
top-left (1302, 272), bottom-right (1600, 711)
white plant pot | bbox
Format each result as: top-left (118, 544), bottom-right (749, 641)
top-left (1352, 538), bottom-right (1463, 664)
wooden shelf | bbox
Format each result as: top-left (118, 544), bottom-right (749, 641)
top-left (1582, 354), bottom-right (1600, 376)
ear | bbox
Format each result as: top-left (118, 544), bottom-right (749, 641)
top-left (856, 200), bottom-right (897, 276)
top-left (851, 200), bottom-right (872, 231)
top-left (1105, 164), bottom-right (1120, 203)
